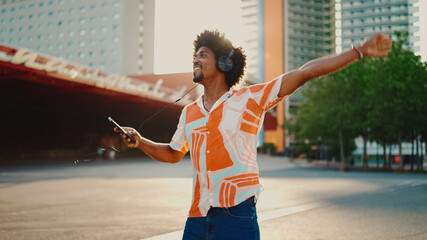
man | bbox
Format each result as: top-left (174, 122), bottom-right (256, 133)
top-left (115, 30), bottom-right (392, 239)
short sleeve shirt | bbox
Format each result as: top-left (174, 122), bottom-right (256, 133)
top-left (170, 75), bottom-right (286, 217)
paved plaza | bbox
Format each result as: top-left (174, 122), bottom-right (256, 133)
top-left (1, 155), bottom-right (426, 239)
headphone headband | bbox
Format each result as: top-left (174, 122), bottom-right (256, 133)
top-left (228, 49), bottom-right (234, 58)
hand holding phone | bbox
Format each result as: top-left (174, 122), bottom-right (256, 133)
top-left (108, 116), bottom-right (136, 143)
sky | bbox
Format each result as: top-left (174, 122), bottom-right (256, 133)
top-left (154, 0), bottom-right (427, 74)
top-left (153, 0), bottom-right (245, 74)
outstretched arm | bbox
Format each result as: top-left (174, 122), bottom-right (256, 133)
top-left (114, 127), bottom-right (185, 163)
top-left (278, 33), bottom-right (392, 98)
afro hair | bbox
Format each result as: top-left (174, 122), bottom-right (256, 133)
top-left (193, 30), bottom-right (246, 88)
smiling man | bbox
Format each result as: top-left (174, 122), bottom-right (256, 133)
top-left (115, 30), bottom-right (392, 239)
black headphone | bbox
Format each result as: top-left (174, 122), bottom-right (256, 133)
top-left (216, 49), bottom-right (234, 73)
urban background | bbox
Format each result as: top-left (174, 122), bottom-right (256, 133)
top-left (0, 0), bottom-right (426, 172)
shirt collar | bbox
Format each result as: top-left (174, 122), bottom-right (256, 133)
top-left (196, 88), bottom-right (234, 114)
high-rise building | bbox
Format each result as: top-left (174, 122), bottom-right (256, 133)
top-left (241, 0), bottom-right (263, 84)
top-left (285, 0), bottom-right (336, 106)
top-left (239, 0), bottom-right (336, 152)
top-left (0, 0), bottom-right (155, 75)
top-left (340, 0), bottom-right (420, 52)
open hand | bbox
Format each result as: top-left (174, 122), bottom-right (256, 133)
top-left (360, 33), bottom-right (392, 57)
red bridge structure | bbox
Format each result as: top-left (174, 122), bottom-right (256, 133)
top-left (0, 45), bottom-right (197, 165)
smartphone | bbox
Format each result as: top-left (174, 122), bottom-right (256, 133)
top-left (107, 116), bottom-right (136, 143)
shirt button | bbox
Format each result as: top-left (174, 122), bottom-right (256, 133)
top-left (207, 150), bottom-right (210, 154)
top-left (207, 131), bottom-right (210, 134)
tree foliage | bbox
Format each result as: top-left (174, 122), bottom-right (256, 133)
top-left (284, 32), bottom-right (427, 171)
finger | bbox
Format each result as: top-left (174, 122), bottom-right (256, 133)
top-left (113, 127), bottom-right (120, 132)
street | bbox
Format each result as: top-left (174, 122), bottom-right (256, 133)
top-left (0, 155), bottom-right (426, 240)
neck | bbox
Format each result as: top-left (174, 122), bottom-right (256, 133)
top-left (201, 75), bottom-right (229, 112)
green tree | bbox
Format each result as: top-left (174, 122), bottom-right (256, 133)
top-left (284, 31), bottom-right (427, 172)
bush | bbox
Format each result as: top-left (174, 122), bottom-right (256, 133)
top-left (261, 143), bottom-right (276, 155)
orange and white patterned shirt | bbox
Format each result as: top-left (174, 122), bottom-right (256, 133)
top-left (170, 75), bottom-right (286, 217)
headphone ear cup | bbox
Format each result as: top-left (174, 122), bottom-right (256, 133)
top-left (217, 56), bottom-right (233, 72)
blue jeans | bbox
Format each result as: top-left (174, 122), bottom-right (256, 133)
top-left (183, 196), bottom-right (260, 240)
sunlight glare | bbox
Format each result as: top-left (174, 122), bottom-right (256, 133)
top-left (154, 0), bottom-right (247, 74)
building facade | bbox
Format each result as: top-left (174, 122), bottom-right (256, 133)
top-left (340, 0), bottom-right (420, 52)
top-left (241, 0), bottom-right (264, 84)
top-left (0, 0), bottom-right (155, 75)
top-left (285, 0), bottom-right (336, 106)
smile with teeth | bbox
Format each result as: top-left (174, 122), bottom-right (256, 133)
top-left (193, 64), bottom-right (202, 71)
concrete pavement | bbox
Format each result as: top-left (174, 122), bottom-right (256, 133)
top-left (1, 155), bottom-right (426, 240)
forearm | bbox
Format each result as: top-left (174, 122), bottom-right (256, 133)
top-left (299, 47), bottom-right (360, 81)
top-left (136, 137), bottom-right (184, 164)
top-left (278, 47), bottom-right (360, 97)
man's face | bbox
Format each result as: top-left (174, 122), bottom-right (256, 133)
top-left (193, 46), bottom-right (217, 83)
